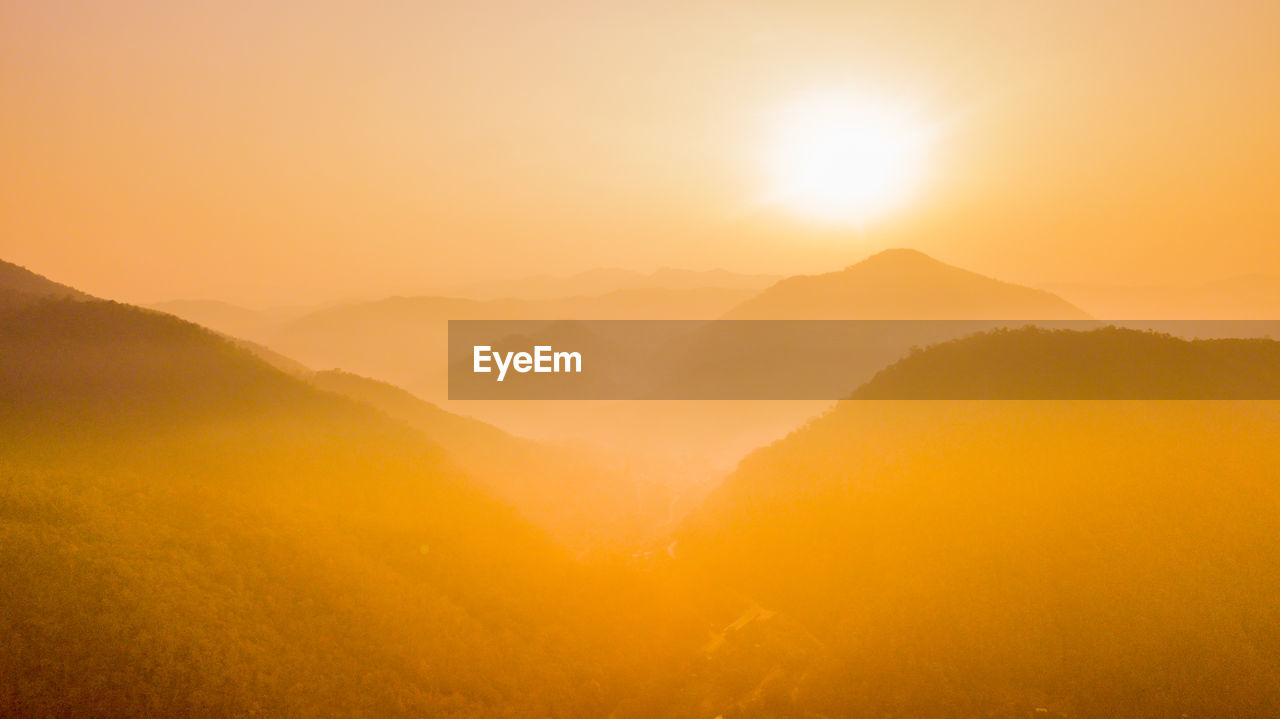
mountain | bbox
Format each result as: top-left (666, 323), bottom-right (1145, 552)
top-left (617, 251), bottom-right (1093, 400)
top-left (0, 295), bottom-right (706, 717)
top-left (545, 286), bottom-right (758, 318)
top-left (261, 252), bottom-right (1092, 470)
top-left (674, 329), bottom-right (1280, 717)
top-left (1047, 275), bottom-right (1280, 319)
top-left (0, 259), bottom-right (92, 304)
top-left (9, 264), bottom-right (1280, 717)
top-left (725, 249), bottom-right (1090, 319)
top-left (268, 295), bottom-right (511, 400)
top-left (852, 326), bottom-right (1280, 398)
top-left (451, 267), bottom-right (780, 301)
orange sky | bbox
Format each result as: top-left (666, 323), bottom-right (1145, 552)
top-left (2, 1), bottom-right (1279, 305)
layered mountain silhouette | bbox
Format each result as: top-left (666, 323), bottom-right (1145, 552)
top-left (265, 288), bottom-right (756, 400)
top-left (226, 251), bottom-right (1098, 462)
top-left (154, 250), bottom-right (1088, 406)
top-left (630, 251), bottom-right (1090, 399)
top-left (725, 249), bottom-right (1089, 319)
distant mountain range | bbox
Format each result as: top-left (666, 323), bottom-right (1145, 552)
top-left (725, 249), bottom-right (1090, 319)
top-left (174, 250), bottom-right (1089, 401)
top-left (447, 266), bottom-right (781, 300)
top-left (158, 288), bottom-right (760, 399)
top-left (149, 251), bottom-right (1108, 466)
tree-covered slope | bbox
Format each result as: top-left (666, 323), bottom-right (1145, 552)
top-left (0, 298), bottom-right (692, 717)
top-left (677, 336), bottom-right (1280, 716)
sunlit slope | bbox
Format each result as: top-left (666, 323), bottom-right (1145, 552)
top-left (0, 298), bottom-right (665, 717)
top-left (678, 374), bottom-right (1280, 713)
top-left (310, 369), bottom-right (672, 548)
top-left (724, 248), bottom-right (1089, 319)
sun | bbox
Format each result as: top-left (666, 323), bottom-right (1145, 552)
top-left (765, 92), bottom-right (936, 226)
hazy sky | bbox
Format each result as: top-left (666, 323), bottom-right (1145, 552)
top-left (3, 1), bottom-right (1279, 305)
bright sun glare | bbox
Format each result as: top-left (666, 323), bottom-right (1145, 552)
top-left (767, 93), bottom-right (935, 226)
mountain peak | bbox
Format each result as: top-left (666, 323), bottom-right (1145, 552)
top-left (724, 249), bottom-right (1090, 320)
top-left (851, 247), bottom-right (940, 268)
top-left (837, 248), bottom-right (970, 278)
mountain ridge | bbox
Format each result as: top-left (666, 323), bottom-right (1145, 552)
top-left (0, 259), bottom-right (93, 305)
top-left (725, 248), bottom-right (1090, 319)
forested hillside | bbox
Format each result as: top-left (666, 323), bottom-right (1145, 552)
top-left (0, 298), bottom-right (706, 717)
top-left (678, 377), bottom-right (1280, 716)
